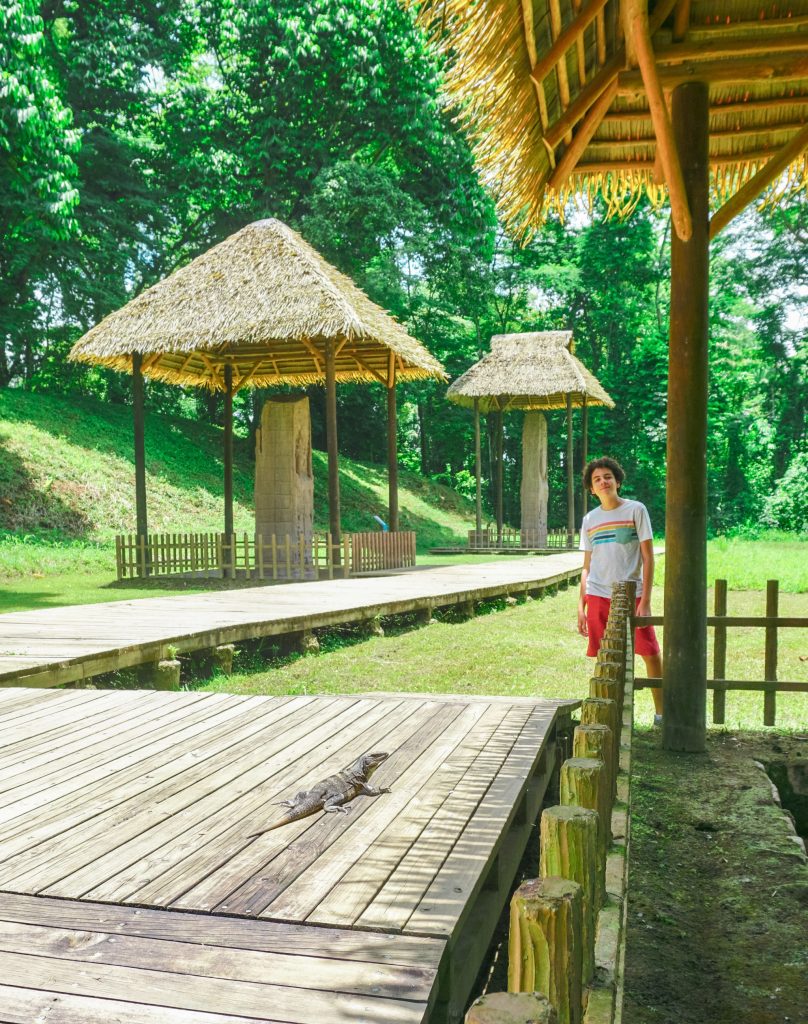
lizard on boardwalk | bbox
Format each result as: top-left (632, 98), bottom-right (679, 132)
top-left (248, 751), bottom-right (390, 835)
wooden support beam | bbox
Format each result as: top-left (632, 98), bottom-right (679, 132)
top-left (603, 95), bottom-right (808, 121)
top-left (673, 0), bottom-right (691, 41)
top-left (572, 0), bottom-right (587, 86)
top-left (548, 0), bottom-right (573, 144)
top-left (548, 79), bottom-right (618, 190)
top-left (710, 123), bottom-right (808, 238)
top-left (618, 53), bottom-right (808, 92)
top-left (521, 0), bottom-right (551, 138)
top-left (663, 81), bottom-right (710, 753)
top-left (132, 353), bottom-right (148, 560)
top-left (298, 337), bottom-right (324, 374)
top-left (544, 0), bottom-right (678, 147)
top-left (657, 33), bottom-right (808, 64)
top-left (586, 122), bottom-right (808, 148)
top-left (387, 353), bottom-right (398, 532)
top-left (627, 0), bottom-right (692, 241)
top-left (325, 340), bottom-right (341, 547)
top-left (531, 0), bottom-right (609, 84)
top-left (351, 353), bottom-right (388, 386)
top-left (596, 8), bottom-right (606, 65)
top-left (581, 396), bottom-right (588, 517)
top-left (474, 398), bottom-right (482, 534)
top-left (566, 395), bottom-right (574, 546)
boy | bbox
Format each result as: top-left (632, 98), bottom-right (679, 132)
top-left (577, 457), bottom-right (663, 722)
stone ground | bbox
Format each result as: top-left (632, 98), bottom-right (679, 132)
top-left (624, 729), bottom-right (807, 1024)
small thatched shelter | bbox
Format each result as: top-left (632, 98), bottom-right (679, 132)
top-left (416, 0), bottom-right (808, 749)
top-left (448, 332), bottom-right (614, 544)
top-left (70, 218), bottom-right (446, 544)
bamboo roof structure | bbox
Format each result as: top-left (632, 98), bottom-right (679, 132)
top-left (416, 0), bottom-right (808, 237)
top-left (69, 218), bottom-right (446, 390)
top-left (447, 331), bottom-right (615, 412)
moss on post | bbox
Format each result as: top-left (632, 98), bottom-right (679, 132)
top-left (509, 876), bottom-right (583, 1024)
top-left (560, 757), bottom-right (609, 906)
top-left (212, 644), bottom-right (235, 675)
top-left (539, 805), bottom-right (599, 985)
top-left (466, 992), bottom-right (558, 1023)
top-left (581, 698), bottom-right (621, 782)
top-left (573, 723), bottom-right (615, 803)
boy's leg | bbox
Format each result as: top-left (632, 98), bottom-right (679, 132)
top-left (641, 653), bottom-right (663, 716)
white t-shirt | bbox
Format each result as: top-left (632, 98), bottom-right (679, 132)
top-left (579, 498), bottom-right (653, 598)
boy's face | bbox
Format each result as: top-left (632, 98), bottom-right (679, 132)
top-left (590, 466), bottom-right (620, 501)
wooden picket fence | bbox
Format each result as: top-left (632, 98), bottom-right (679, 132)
top-left (115, 530), bottom-right (416, 582)
top-left (634, 578), bottom-right (808, 726)
top-left (468, 526), bottom-right (578, 550)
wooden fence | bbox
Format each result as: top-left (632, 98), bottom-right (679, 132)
top-left (468, 526), bottom-right (579, 550)
top-left (466, 581), bottom-right (635, 1024)
top-left (115, 530), bottom-right (416, 582)
top-left (634, 578), bottom-right (808, 726)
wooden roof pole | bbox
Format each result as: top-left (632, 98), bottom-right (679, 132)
top-left (532, 0), bottom-right (608, 85)
top-left (474, 398), bottom-right (482, 536)
top-left (223, 363), bottom-right (234, 552)
top-left (132, 353), bottom-right (149, 571)
top-left (520, 0), bottom-right (552, 153)
top-left (387, 352), bottom-right (399, 532)
top-left (544, 0), bottom-right (678, 148)
top-left (572, 0), bottom-right (587, 85)
top-left (626, 0), bottom-right (693, 241)
top-left (566, 394), bottom-right (575, 547)
top-left (663, 80), bottom-right (710, 753)
top-left (672, 0), bottom-right (691, 41)
top-left (710, 123), bottom-right (808, 239)
top-left (549, 0), bottom-right (573, 144)
top-left (548, 79), bottom-right (619, 190)
top-left (325, 340), bottom-right (342, 551)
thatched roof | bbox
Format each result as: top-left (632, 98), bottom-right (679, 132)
top-left (416, 0), bottom-right (808, 234)
top-left (447, 331), bottom-right (615, 411)
top-left (69, 218), bottom-right (446, 390)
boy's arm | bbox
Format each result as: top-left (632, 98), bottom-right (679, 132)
top-left (638, 539), bottom-right (654, 616)
top-left (578, 550), bottom-right (592, 636)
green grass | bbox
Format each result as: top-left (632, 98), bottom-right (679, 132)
top-left (656, 535), bottom-right (808, 593)
top-left (201, 586), bottom-right (808, 732)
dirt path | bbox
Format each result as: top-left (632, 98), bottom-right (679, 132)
top-left (624, 729), bottom-right (808, 1024)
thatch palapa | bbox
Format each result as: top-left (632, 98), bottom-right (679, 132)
top-left (447, 331), bottom-right (614, 413)
top-left (69, 218), bottom-right (446, 390)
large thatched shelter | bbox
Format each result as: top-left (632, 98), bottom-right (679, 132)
top-left (447, 331), bottom-right (614, 541)
top-left (71, 218), bottom-right (446, 544)
top-left (417, 0), bottom-right (808, 751)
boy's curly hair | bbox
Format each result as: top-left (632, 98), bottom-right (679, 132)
top-left (583, 457), bottom-right (626, 492)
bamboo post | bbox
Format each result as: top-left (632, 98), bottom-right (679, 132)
top-left (712, 578), bottom-right (727, 724)
top-left (223, 363), bottom-right (234, 574)
top-left (474, 397), bottom-right (482, 536)
top-left (590, 674), bottom-right (623, 715)
top-left (496, 410), bottom-right (504, 543)
top-left (325, 339), bottom-right (342, 556)
top-left (560, 757), bottom-right (609, 905)
top-left (132, 353), bottom-right (149, 575)
top-left (539, 805), bottom-right (599, 985)
top-left (257, 534), bottom-right (265, 580)
top-left (387, 356), bottom-right (399, 532)
top-left (212, 644), bottom-right (235, 676)
top-left (581, 396), bottom-right (588, 518)
top-left (153, 658), bottom-right (181, 691)
top-left (298, 533), bottom-right (306, 580)
top-left (581, 697), bottom-right (621, 781)
top-left (466, 992), bottom-right (558, 1023)
top-left (663, 80), bottom-right (710, 753)
top-left (764, 579), bottom-right (778, 726)
top-left (285, 534), bottom-right (292, 579)
top-left (508, 877), bottom-right (583, 1024)
top-left (573, 723), bottom-right (615, 802)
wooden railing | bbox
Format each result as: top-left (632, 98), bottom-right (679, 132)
top-left (466, 582), bottom-right (635, 1024)
top-left (115, 530), bottom-right (416, 582)
top-left (468, 526), bottom-right (579, 550)
top-left (634, 578), bottom-right (808, 726)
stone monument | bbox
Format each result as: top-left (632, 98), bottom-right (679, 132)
top-left (255, 396), bottom-right (314, 577)
top-left (520, 410), bottom-right (549, 547)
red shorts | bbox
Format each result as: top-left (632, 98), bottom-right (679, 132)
top-left (585, 595), bottom-right (660, 658)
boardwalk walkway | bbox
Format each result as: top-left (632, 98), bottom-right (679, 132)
top-left (0, 688), bottom-right (575, 1023)
top-left (0, 553), bottom-right (582, 688)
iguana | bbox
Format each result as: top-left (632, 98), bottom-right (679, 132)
top-left (248, 751), bottom-right (390, 835)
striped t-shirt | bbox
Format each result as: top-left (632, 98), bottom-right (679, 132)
top-left (579, 498), bottom-right (653, 598)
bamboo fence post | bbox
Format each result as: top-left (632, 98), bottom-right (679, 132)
top-left (257, 534), bottom-right (264, 580)
top-left (573, 723), bottom-right (615, 802)
top-left (298, 533), bottom-right (306, 579)
top-left (560, 757), bottom-right (609, 905)
top-left (466, 992), bottom-right (558, 1023)
top-left (343, 534), bottom-right (350, 577)
top-left (326, 532), bottom-right (333, 580)
top-left (539, 805), bottom-right (599, 985)
top-left (508, 877), bottom-right (583, 1024)
top-left (271, 534), bottom-right (278, 581)
top-left (712, 578), bottom-right (727, 724)
top-left (589, 676), bottom-right (622, 716)
top-left (285, 534), bottom-right (292, 579)
top-left (581, 697), bottom-right (621, 784)
top-left (764, 579), bottom-right (778, 726)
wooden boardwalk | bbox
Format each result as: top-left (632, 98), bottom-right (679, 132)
top-left (0, 554), bottom-right (582, 688)
top-left (0, 688), bottom-right (574, 1023)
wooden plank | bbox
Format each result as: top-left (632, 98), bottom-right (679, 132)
top-left (0, 892), bottom-right (444, 968)
top-left (634, 678), bottom-right (808, 692)
top-left (0, 696), bottom-right (311, 876)
top-left (217, 699), bottom-right (467, 918)
top-left (406, 703), bottom-right (561, 938)
top-left (25, 698), bottom-right (372, 899)
top-left (0, 949), bottom-right (428, 1024)
top-left (261, 701), bottom-right (491, 924)
top-left (316, 701), bottom-right (516, 929)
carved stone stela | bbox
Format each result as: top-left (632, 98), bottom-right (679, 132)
top-left (255, 396), bottom-right (314, 577)
top-left (521, 410), bottom-right (549, 547)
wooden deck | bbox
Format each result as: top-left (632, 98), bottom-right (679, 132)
top-left (0, 688), bottom-right (575, 1023)
top-left (0, 554), bottom-right (582, 688)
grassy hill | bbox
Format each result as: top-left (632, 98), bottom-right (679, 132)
top-left (0, 388), bottom-right (476, 577)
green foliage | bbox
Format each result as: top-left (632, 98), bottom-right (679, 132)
top-left (762, 451), bottom-right (808, 535)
